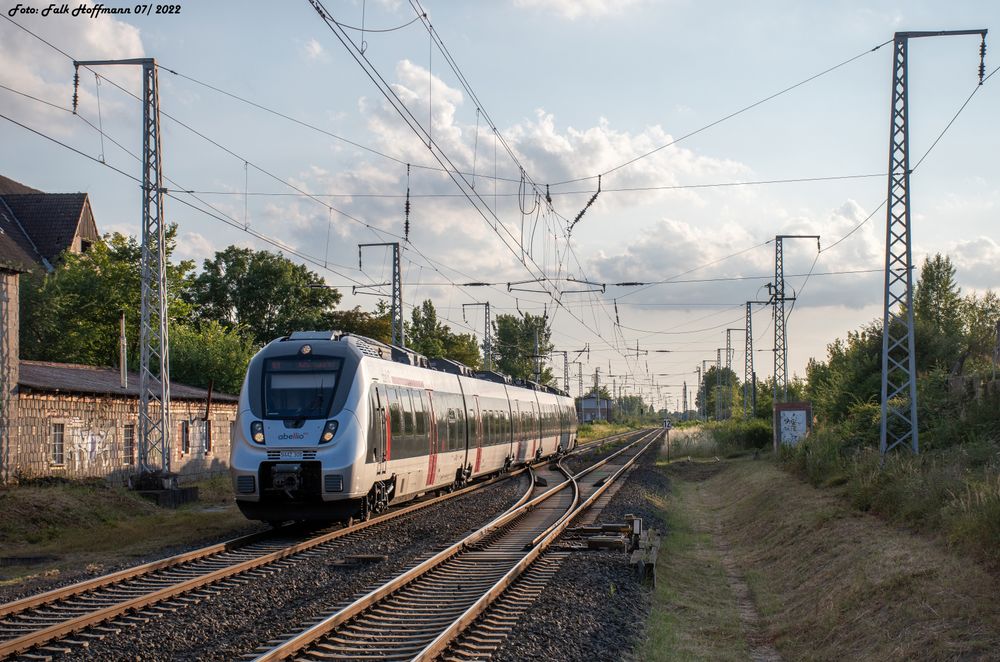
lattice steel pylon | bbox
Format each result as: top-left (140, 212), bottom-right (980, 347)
top-left (359, 242), bottom-right (404, 347)
top-left (770, 235), bottom-right (819, 404)
top-left (695, 366), bottom-right (702, 419)
top-left (715, 348), bottom-right (723, 420)
top-left (463, 302), bottom-right (491, 370)
top-left (880, 29), bottom-right (987, 456)
top-left (682, 380), bottom-right (688, 420)
top-left (744, 301), bottom-right (770, 418)
top-left (75, 58), bottom-right (171, 476)
top-left (725, 328), bottom-right (743, 419)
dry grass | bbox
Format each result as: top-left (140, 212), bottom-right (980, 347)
top-left (0, 476), bottom-right (257, 588)
top-left (640, 461), bottom-right (748, 661)
top-left (578, 421), bottom-right (635, 442)
top-left (694, 459), bottom-right (1000, 661)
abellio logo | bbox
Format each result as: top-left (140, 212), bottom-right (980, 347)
top-left (277, 432), bottom-right (306, 441)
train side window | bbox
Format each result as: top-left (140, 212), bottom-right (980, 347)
top-left (388, 388), bottom-right (402, 440)
top-left (402, 389), bottom-right (414, 437)
top-left (447, 407), bottom-right (460, 451)
top-left (414, 391), bottom-right (426, 436)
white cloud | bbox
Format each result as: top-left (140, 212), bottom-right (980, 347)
top-left (940, 236), bottom-right (1000, 293)
top-left (0, 8), bottom-right (144, 133)
top-left (302, 38), bottom-right (325, 61)
top-left (513, 0), bottom-right (643, 20)
top-left (174, 231), bottom-right (217, 264)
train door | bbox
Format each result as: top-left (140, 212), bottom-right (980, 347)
top-left (530, 398), bottom-right (540, 460)
top-left (425, 390), bottom-right (438, 486)
top-left (472, 395), bottom-right (483, 473)
top-left (371, 385), bottom-right (388, 475)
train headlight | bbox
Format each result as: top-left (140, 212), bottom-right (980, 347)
top-left (250, 421), bottom-right (266, 444)
top-left (320, 420), bottom-right (338, 444)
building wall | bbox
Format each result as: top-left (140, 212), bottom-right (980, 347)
top-left (0, 271), bottom-right (19, 482)
top-left (13, 392), bottom-right (236, 485)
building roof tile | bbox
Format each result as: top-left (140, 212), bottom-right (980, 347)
top-left (18, 360), bottom-right (239, 402)
top-left (1, 193), bottom-right (90, 264)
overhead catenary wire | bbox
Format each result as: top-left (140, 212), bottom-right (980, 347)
top-left (549, 38), bottom-right (894, 186)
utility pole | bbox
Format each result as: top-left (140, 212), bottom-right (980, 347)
top-left (769, 234), bottom-right (820, 404)
top-left (462, 302), bottom-right (491, 370)
top-left (880, 29), bottom-right (986, 457)
top-left (745, 301), bottom-right (769, 418)
top-left (571, 361), bottom-right (583, 398)
top-left (75, 58), bottom-right (170, 478)
top-left (533, 327), bottom-right (541, 383)
top-left (715, 348), bottom-right (723, 420)
top-left (695, 366), bottom-right (702, 419)
top-left (359, 242), bottom-right (403, 347)
top-left (549, 351), bottom-right (570, 392)
top-left (725, 328), bottom-right (743, 419)
top-left (993, 319), bottom-right (999, 380)
top-left (594, 367), bottom-right (601, 420)
top-left (701, 359), bottom-right (717, 420)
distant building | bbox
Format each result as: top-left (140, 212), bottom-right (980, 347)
top-left (0, 174), bottom-right (237, 484)
top-left (576, 396), bottom-right (612, 423)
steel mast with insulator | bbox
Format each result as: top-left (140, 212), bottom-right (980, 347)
top-left (462, 302), bottom-right (491, 370)
top-left (359, 242), bottom-right (404, 347)
top-left (769, 235), bottom-right (819, 404)
top-left (75, 58), bottom-right (170, 480)
top-left (879, 29), bottom-right (987, 457)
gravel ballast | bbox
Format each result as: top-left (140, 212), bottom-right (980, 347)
top-left (46, 475), bottom-right (527, 661)
top-left (490, 443), bottom-right (670, 662)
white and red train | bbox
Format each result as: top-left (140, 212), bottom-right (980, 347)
top-left (230, 331), bottom-right (578, 523)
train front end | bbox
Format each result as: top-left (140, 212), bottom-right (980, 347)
top-left (230, 332), bottom-right (366, 523)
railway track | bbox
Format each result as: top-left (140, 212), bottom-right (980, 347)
top-left (0, 470), bottom-right (531, 661)
top-left (0, 429), bottom-right (644, 661)
top-left (249, 427), bottom-right (661, 661)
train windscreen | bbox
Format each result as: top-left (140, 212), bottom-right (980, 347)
top-left (263, 357), bottom-right (342, 419)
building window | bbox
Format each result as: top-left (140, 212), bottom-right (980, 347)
top-left (204, 420), bottom-right (212, 454)
top-left (123, 424), bottom-right (136, 465)
top-left (181, 420), bottom-right (190, 454)
top-left (51, 423), bottom-right (65, 464)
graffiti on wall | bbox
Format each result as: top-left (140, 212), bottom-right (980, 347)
top-left (66, 419), bottom-right (116, 473)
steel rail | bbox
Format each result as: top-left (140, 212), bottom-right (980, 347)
top-left (414, 428), bottom-right (662, 661)
top-left (0, 465), bottom-right (531, 659)
top-left (251, 428), bottom-right (656, 662)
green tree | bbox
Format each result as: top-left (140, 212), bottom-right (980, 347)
top-left (20, 230), bottom-right (193, 368)
top-left (491, 313), bottom-right (553, 384)
top-left (169, 320), bottom-right (258, 394)
top-left (913, 253), bottom-right (964, 371)
top-left (329, 301), bottom-right (392, 344)
top-left (406, 300), bottom-right (481, 369)
top-left (187, 247), bottom-right (341, 345)
top-left (695, 365), bottom-right (740, 419)
top-left (408, 300), bottom-right (445, 358)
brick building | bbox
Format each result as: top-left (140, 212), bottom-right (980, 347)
top-left (0, 174), bottom-right (239, 484)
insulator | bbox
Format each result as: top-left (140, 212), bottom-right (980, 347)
top-left (545, 184), bottom-right (552, 205)
top-left (72, 70), bottom-right (79, 114)
top-left (980, 37), bottom-right (987, 84)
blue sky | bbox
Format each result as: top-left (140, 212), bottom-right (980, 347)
top-left (1, 0), bottom-right (997, 409)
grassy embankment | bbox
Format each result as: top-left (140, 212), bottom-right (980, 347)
top-left (639, 430), bottom-right (1000, 661)
top-left (576, 420), bottom-right (636, 443)
top-left (0, 476), bottom-right (258, 587)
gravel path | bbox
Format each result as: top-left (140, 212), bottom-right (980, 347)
top-left (46, 475), bottom-right (527, 661)
top-left (490, 445), bottom-right (669, 662)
